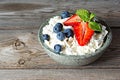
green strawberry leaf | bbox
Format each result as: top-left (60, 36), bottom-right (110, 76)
top-left (89, 22), bottom-right (102, 32)
top-left (76, 9), bottom-right (90, 22)
top-left (90, 13), bottom-right (95, 21)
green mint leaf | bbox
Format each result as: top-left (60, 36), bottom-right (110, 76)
top-left (79, 15), bottom-right (90, 22)
top-left (88, 22), bottom-right (102, 32)
top-left (76, 9), bottom-right (90, 22)
top-left (90, 13), bottom-right (95, 20)
top-left (76, 9), bottom-right (101, 32)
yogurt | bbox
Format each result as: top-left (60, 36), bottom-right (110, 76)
top-left (42, 16), bottom-right (108, 55)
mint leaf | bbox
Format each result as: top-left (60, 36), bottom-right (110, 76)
top-left (90, 13), bottom-right (95, 21)
top-left (88, 22), bottom-right (102, 32)
top-left (76, 9), bottom-right (90, 22)
top-left (79, 15), bottom-right (90, 22)
top-left (76, 9), bottom-right (102, 32)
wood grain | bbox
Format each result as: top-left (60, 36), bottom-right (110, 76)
top-left (0, 0), bottom-right (119, 29)
top-left (0, 28), bottom-right (119, 69)
top-left (0, 1), bottom-right (119, 79)
top-left (0, 69), bottom-right (119, 80)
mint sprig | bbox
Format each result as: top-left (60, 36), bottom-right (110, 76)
top-left (76, 9), bottom-right (102, 32)
top-left (76, 9), bottom-right (90, 22)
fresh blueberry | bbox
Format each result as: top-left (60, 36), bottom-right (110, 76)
top-left (42, 34), bottom-right (50, 41)
top-left (54, 44), bottom-right (62, 53)
top-left (57, 32), bottom-right (65, 41)
top-left (63, 28), bottom-right (74, 38)
top-left (53, 23), bottom-right (63, 33)
top-left (61, 11), bottom-right (70, 19)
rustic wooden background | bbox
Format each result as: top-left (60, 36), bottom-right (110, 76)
top-left (0, 0), bottom-right (120, 80)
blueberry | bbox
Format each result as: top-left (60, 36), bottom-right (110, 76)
top-left (63, 29), bottom-right (74, 38)
top-left (42, 34), bottom-right (50, 41)
top-left (53, 23), bottom-right (63, 33)
top-left (54, 44), bottom-right (62, 53)
top-left (61, 11), bottom-right (70, 19)
top-left (57, 32), bottom-right (65, 41)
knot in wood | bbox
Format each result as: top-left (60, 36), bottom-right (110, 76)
top-left (13, 39), bottom-right (25, 50)
top-left (18, 59), bottom-right (25, 65)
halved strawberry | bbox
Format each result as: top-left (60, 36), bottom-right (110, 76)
top-left (63, 14), bottom-right (81, 26)
top-left (82, 22), bottom-right (94, 45)
top-left (73, 23), bottom-right (84, 46)
top-left (73, 22), bottom-right (94, 46)
top-left (63, 14), bottom-right (94, 46)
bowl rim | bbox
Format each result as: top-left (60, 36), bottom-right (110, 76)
top-left (38, 16), bottom-right (112, 58)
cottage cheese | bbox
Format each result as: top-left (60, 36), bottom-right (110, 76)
top-left (42, 16), bottom-right (108, 55)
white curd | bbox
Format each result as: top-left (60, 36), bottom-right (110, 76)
top-left (42, 16), bottom-right (108, 55)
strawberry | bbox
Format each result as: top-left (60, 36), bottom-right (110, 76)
top-left (63, 14), bottom-right (94, 46)
top-left (73, 22), bottom-right (94, 46)
top-left (82, 22), bottom-right (94, 45)
top-left (63, 14), bottom-right (81, 26)
top-left (73, 23), bottom-right (84, 46)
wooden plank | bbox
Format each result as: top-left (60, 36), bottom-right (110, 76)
top-left (0, 28), bottom-right (119, 69)
top-left (0, 69), bottom-right (119, 80)
top-left (0, 0), bottom-right (119, 29)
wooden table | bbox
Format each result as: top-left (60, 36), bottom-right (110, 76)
top-left (0, 0), bottom-right (120, 80)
